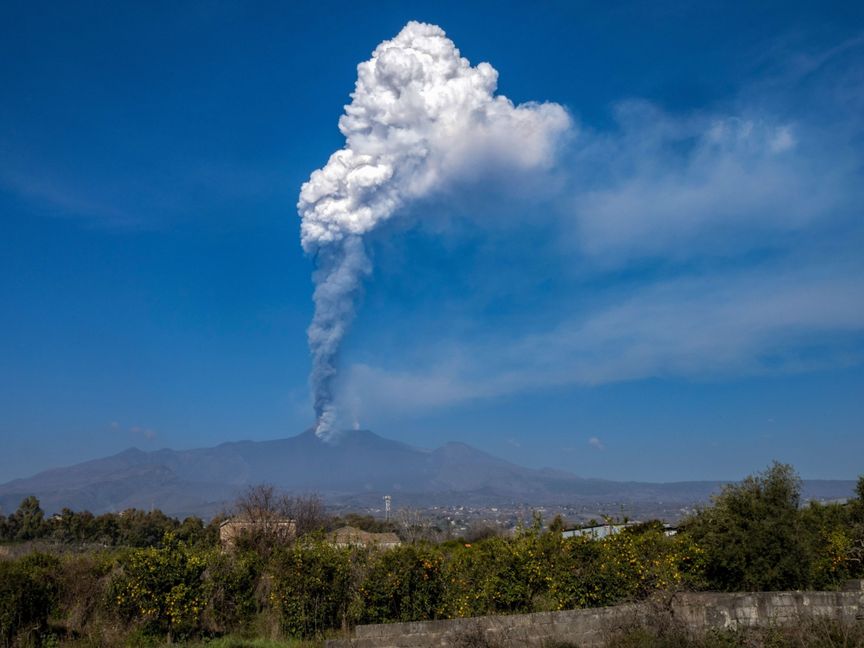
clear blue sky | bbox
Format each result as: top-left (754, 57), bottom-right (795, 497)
top-left (1, 0), bottom-right (862, 483)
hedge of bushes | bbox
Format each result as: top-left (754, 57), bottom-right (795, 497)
top-left (0, 525), bottom-right (704, 646)
top-left (0, 465), bottom-right (861, 646)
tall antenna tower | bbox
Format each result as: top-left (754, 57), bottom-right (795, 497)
top-left (384, 495), bottom-right (392, 521)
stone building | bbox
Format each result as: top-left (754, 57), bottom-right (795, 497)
top-left (219, 517), bottom-right (296, 549)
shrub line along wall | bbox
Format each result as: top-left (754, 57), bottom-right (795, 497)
top-left (326, 580), bottom-right (864, 648)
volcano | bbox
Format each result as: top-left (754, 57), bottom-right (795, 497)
top-left (0, 429), bottom-right (854, 518)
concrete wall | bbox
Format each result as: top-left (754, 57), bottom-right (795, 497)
top-left (326, 580), bottom-right (864, 647)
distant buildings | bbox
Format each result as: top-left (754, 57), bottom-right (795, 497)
top-left (219, 520), bottom-right (402, 550)
top-left (328, 526), bottom-right (401, 549)
top-left (562, 522), bottom-right (677, 540)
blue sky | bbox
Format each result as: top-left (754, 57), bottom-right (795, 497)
top-left (1, 0), bottom-right (862, 483)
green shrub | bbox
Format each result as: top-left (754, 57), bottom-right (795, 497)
top-left (107, 537), bottom-right (209, 640)
top-left (357, 544), bottom-right (445, 624)
top-left (267, 541), bottom-right (353, 638)
top-left (591, 530), bottom-right (704, 604)
top-left (54, 550), bottom-right (118, 644)
top-left (0, 553), bottom-right (60, 648)
top-left (442, 534), bottom-right (543, 617)
top-left (682, 462), bottom-right (811, 591)
top-left (443, 525), bottom-right (703, 618)
top-left (800, 501), bottom-right (858, 589)
top-left (544, 534), bottom-right (607, 610)
top-left (202, 550), bottom-right (261, 634)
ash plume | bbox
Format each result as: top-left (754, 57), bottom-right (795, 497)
top-left (297, 21), bottom-right (570, 440)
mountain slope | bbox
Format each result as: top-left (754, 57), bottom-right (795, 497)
top-left (0, 429), bottom-right (855, 517)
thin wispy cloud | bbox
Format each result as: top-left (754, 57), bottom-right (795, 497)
top-left (129, 426), bottom-right (158, 442)
top-left (344, 264), bottom-right (864, 417)
top-left (0, 168), bottom-right (140, 228)
top-left (0, 157), bottom-right (292, 230)
top-left (567, 108), bottom-right (857, 265)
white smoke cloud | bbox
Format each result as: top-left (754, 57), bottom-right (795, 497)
top-left (297, 21), bottom-right (571, 439)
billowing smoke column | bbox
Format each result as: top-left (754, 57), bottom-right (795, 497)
top-left (298, 21), bottom-right (570, 440)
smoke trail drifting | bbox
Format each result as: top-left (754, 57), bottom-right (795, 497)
top-left (298, 21), bottom-right (570, 440)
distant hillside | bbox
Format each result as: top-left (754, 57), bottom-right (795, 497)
top-left (0, 429), bottom-right (855, 518)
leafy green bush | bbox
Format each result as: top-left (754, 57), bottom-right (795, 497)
top-left (107, 536), bottom-right (209, 640)
top-left (682, 462), bottom-right (811, 591)
top-left (442, 524), bottom-right (704, 617)
top-left (357, 543), bottom-right (445, 624)
top-left (590, 529), bottom-right (704, 604)
top-left (202, 549), bottom-right (261, 634)
top-left (442, 532), bottom-right (548, 617)
top-left (267, 541), bottom-right (353, 638)
top-left (0, 553), bottom-right (59, 648)
top-left (54, 550), bottom-right (118, 644)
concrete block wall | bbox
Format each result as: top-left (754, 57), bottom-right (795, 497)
top-left (326, 581), bottom-right (864, 647)
top-left (673, 590), bottom-right (863, 631)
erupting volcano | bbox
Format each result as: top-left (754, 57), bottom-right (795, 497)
top-left (296, 21), bottom-right (570, 439)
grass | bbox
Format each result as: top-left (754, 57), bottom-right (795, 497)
top-left (56, 635), bottom-right (325, 648)
top-left (176, 638), bottom-right (323, 648)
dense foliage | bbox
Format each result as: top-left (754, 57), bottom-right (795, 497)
top-left (268, 540), bottom-right (354, 637)
top-left (0, 502), bottom-right (219, 548)
top-left (0, 464), bottom-right (861, 646)
top-left (683, 463), bottom-right (864, 591)
top-left (0, 554), bottom-right (59, 647)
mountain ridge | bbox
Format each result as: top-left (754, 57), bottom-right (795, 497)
top-left (0, 429), bottom-right (855, 518)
